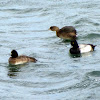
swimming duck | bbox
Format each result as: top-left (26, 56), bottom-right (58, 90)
top-left (9, 50), bottom-right (37, 65)
top-left (49, 26), bottom-right (77, 40)
top-left (70, 40), bottom-right (96, 54)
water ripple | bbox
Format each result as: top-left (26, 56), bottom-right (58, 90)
top-left (0, 0), bottom-right (100, 99)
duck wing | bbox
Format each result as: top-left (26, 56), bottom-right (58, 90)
top-left (59, 26), bottom-right (77, 34)
top-left (19, 55), bottom-right (37, 62)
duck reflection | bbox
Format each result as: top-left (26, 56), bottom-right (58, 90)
top-left (7, 64), bottom-right (26, 78)
top-left (69, 53), bottom-right (81, 58)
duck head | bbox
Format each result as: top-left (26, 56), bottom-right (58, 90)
top-left (11, 50), bottom-right (18, 58)
top-left (49, 26), bottom-right (59, 32)
top-left (71, 40), bottom-right (79, 48)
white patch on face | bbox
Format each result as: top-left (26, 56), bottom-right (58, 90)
top-left (79, 44), bottom-right (92, 53)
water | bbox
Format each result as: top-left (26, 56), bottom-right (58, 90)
top-left (0, 0), bottom-right (100, 99)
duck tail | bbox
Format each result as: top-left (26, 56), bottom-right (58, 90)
top-left (28, 57), bottom-right (37, 62)
top-left (91, 45), bottom-right (97, 51)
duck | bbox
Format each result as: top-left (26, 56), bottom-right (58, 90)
top-left (70, 40), bottom-right (96, 54)
top-left (49, 26), bottom-right (77, 40)
top-left (9, 50), bottom-right (37, 65)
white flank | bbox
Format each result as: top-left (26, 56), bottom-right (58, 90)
top-left (79, 44), bottom-right (92, 53)
top-left (14, 61), bottom-right (27, 65)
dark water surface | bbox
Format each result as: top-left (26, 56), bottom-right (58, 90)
top-left (0, 0), bottom-right (100, 100)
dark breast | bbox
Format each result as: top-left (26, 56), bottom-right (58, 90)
top-left (70, 48), bottom-right (80, 54)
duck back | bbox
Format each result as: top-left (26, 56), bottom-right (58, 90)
top-left (59, 26), bottom-right (76, 34)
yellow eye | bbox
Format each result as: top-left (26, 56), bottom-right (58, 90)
top-left (72, 42), bottom-right (74, 44)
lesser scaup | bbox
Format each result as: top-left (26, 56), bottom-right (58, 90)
top-left (9, 50), bottom-right (37, 65)
top-left (70, 40), bottom-right (96, 54)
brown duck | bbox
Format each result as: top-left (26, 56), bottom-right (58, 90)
top-left (49, 26), bottom-right (77, 40)
top-left (9, 50), bottom-right (37, 65)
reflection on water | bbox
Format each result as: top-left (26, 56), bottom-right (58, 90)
top-left (7, 64), bottom-right (24, 78)
top-left (69, 53), bottom-right (81, 58)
